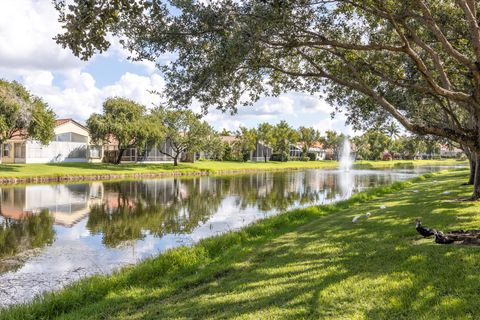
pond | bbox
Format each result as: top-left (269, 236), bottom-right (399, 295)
top-left (0, 166), bottom-right (463, 307)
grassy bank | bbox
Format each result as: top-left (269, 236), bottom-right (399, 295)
top-left (0, 159), bottom-right (466, 184)
top-left (2, 169), bottom-right (480, 319)
top-left (353, 159), bottom-right (467, 169)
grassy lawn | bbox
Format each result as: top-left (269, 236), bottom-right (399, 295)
top-left (0, 159), bottom-right (466, 181)
top-left (2, 169), bottom-right (480, 319)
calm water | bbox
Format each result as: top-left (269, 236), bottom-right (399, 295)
top-left (0, 166), bottom-right (462, 307)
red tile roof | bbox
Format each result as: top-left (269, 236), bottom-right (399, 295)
top-left (55, 118), bottom-right (88, 130)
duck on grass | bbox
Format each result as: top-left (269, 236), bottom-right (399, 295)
top-left (415, 219), bottom-right (480, 245)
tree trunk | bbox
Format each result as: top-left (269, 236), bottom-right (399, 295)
top-left (468, 158), bottom-right (476, 185)
top-left (264, 147), bottom-right (268, 162)
top-left (115, 148), bottom-right (125, 165)
top-left (472, 153), bottom-right (480, 200)
top-left (462, 146), bottom-right (475, 185)
top-left (174, 153), bottom-right (179, 166)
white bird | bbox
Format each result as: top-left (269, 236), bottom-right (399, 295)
top-left (380, 205), bottom-right (386, 209)
top-left (365, 212), bottom-right (371, 218)
top-left (352, 215), bottom-right (361, 223)
top-left (413, 190), bottom-right (419, 193)
top-left (443, 191), bottom-right (450, 195)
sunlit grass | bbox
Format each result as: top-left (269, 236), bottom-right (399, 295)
top-left (1, 169), bottom-right (480, 319)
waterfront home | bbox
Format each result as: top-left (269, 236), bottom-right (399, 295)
top-left (103, 139), bottom-right (175, 163)
top-left (292, 142), bottom-right (327, 160)
top-left (0, 119), bottom-right (102, 164)
top-left (220, 135), bottom-right (273, 162)
top-left (250, 141), bottom-right (273, 161)
top-left (439, 145), bottom-right (463, 159)
top-left (310, 143), bottom-right (327, 160)
top-left (289, 144), bottom-right (303, 160)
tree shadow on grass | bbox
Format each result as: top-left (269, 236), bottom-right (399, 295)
top-left (0, 165), bottom-right (19, 173)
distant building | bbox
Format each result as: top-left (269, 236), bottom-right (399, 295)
top-left (102, 137), bottom-right (175, 164)
top-left (220, 135), bottom-right (273, 162)
top-left (439, 145), bottom-right (464, 158)
top-left (293, 142), bottom-right (327, 160)
top-left (289, 144), bottom-right (302, 160)
top-left (0, 119), bottom-right (102, 164)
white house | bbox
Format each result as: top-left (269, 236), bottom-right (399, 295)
top-left (1, 119), bottom-right (102, 164)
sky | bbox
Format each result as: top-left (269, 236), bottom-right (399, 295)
top-left (0, 0), bottom-right (353, 135)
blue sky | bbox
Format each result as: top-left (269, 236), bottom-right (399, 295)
top-left (0, 0), bottom-right (353, 134)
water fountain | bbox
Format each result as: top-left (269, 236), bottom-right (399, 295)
top-left (338, 139), bottom-right (354, 197)
top-left (339, 139), bottom-right (353, 171)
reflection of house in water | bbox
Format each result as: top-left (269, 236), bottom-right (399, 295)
top-left (0, 183), bottom-right (104, 227)
top-left (0, 178), bottom-right (209, 228)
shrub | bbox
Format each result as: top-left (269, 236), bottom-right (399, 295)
top-left (300, 156), bottom-right (310, 161)
top-left (271, 153), bottom-right (288, 162)
top-left (307, 152), bottom-right (317, 161)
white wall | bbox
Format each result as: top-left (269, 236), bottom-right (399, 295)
top-left (25, 141), bottom-right (88, 163)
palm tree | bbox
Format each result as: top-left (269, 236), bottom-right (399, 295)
top-left (385, 122), bottom-right (400, 140)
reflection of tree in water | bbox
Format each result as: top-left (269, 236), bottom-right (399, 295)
top-left (86, 171), bottom-right (399, 248)
top-left (231, 172), bottom-right (321, 211)
top-left (0, 210), bottom-right (55, 271)
top-left (86, 178), bottom-right (224, 247)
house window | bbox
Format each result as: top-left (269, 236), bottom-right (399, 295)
top-left (71, 133), bottom-right (88, 143)
top-left (2, 144), bottom-right (10, 157)
top-left (55, 132), bottom-right (88, 143)
top-left (89, 146), bottom-right (101, 159)
top-left (14, 143), bottom-right (25, 159)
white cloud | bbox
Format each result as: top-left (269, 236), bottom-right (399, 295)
top-left (22, 71), bottom-right (165, 122)
top-left (0, 0), bottom-right (84, 74)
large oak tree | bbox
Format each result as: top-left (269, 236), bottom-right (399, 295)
top-left (88, 97), bottom-right (162, 164)
top-left (54, 0), bottom-right (480, 198)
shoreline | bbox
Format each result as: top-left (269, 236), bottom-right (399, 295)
top-left (0, 159), bottom-right (467, 185)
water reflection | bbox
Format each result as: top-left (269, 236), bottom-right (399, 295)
top-left (0, 166), bottom-right (458, 307)
top-left (87, 179), bottom-right (223, 247)
top-left (0, 211), bottom-right (54, 273)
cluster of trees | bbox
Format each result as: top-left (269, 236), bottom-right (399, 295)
top-left (53, 1), bottom-right (480, 198)
top-left (223, 121), bottom-right (312, 162)
top-left (352, 125), bottom-right (446, 161)
top-left (220, 122), bottom-right (342, 162)
top-left (87, 97), bottom-right (218, 165)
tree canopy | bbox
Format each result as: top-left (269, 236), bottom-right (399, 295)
top-left (273, 121), bottom-right (298, 161)
top-left (298, 126), bottom-right (320, 155)
top-left (256, 122), bottom-right (275, 162)
top-left (151, 107), bottom-right (215, 165)
top-left (87, 97), bottom-right (162, 164)
top-left (0, 79), bottom-right (55, 146)
top-left (54, 0), bottom-right (480, 198)
top-left (233, 127), bottom-right (257, 162)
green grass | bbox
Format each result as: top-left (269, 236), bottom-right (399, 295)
top-left (2, 169), bottom-right (480, 319)
top-left (353, 159), bottom-right (466, 169)
top-left (0, 159), bottom-right (466, 182)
